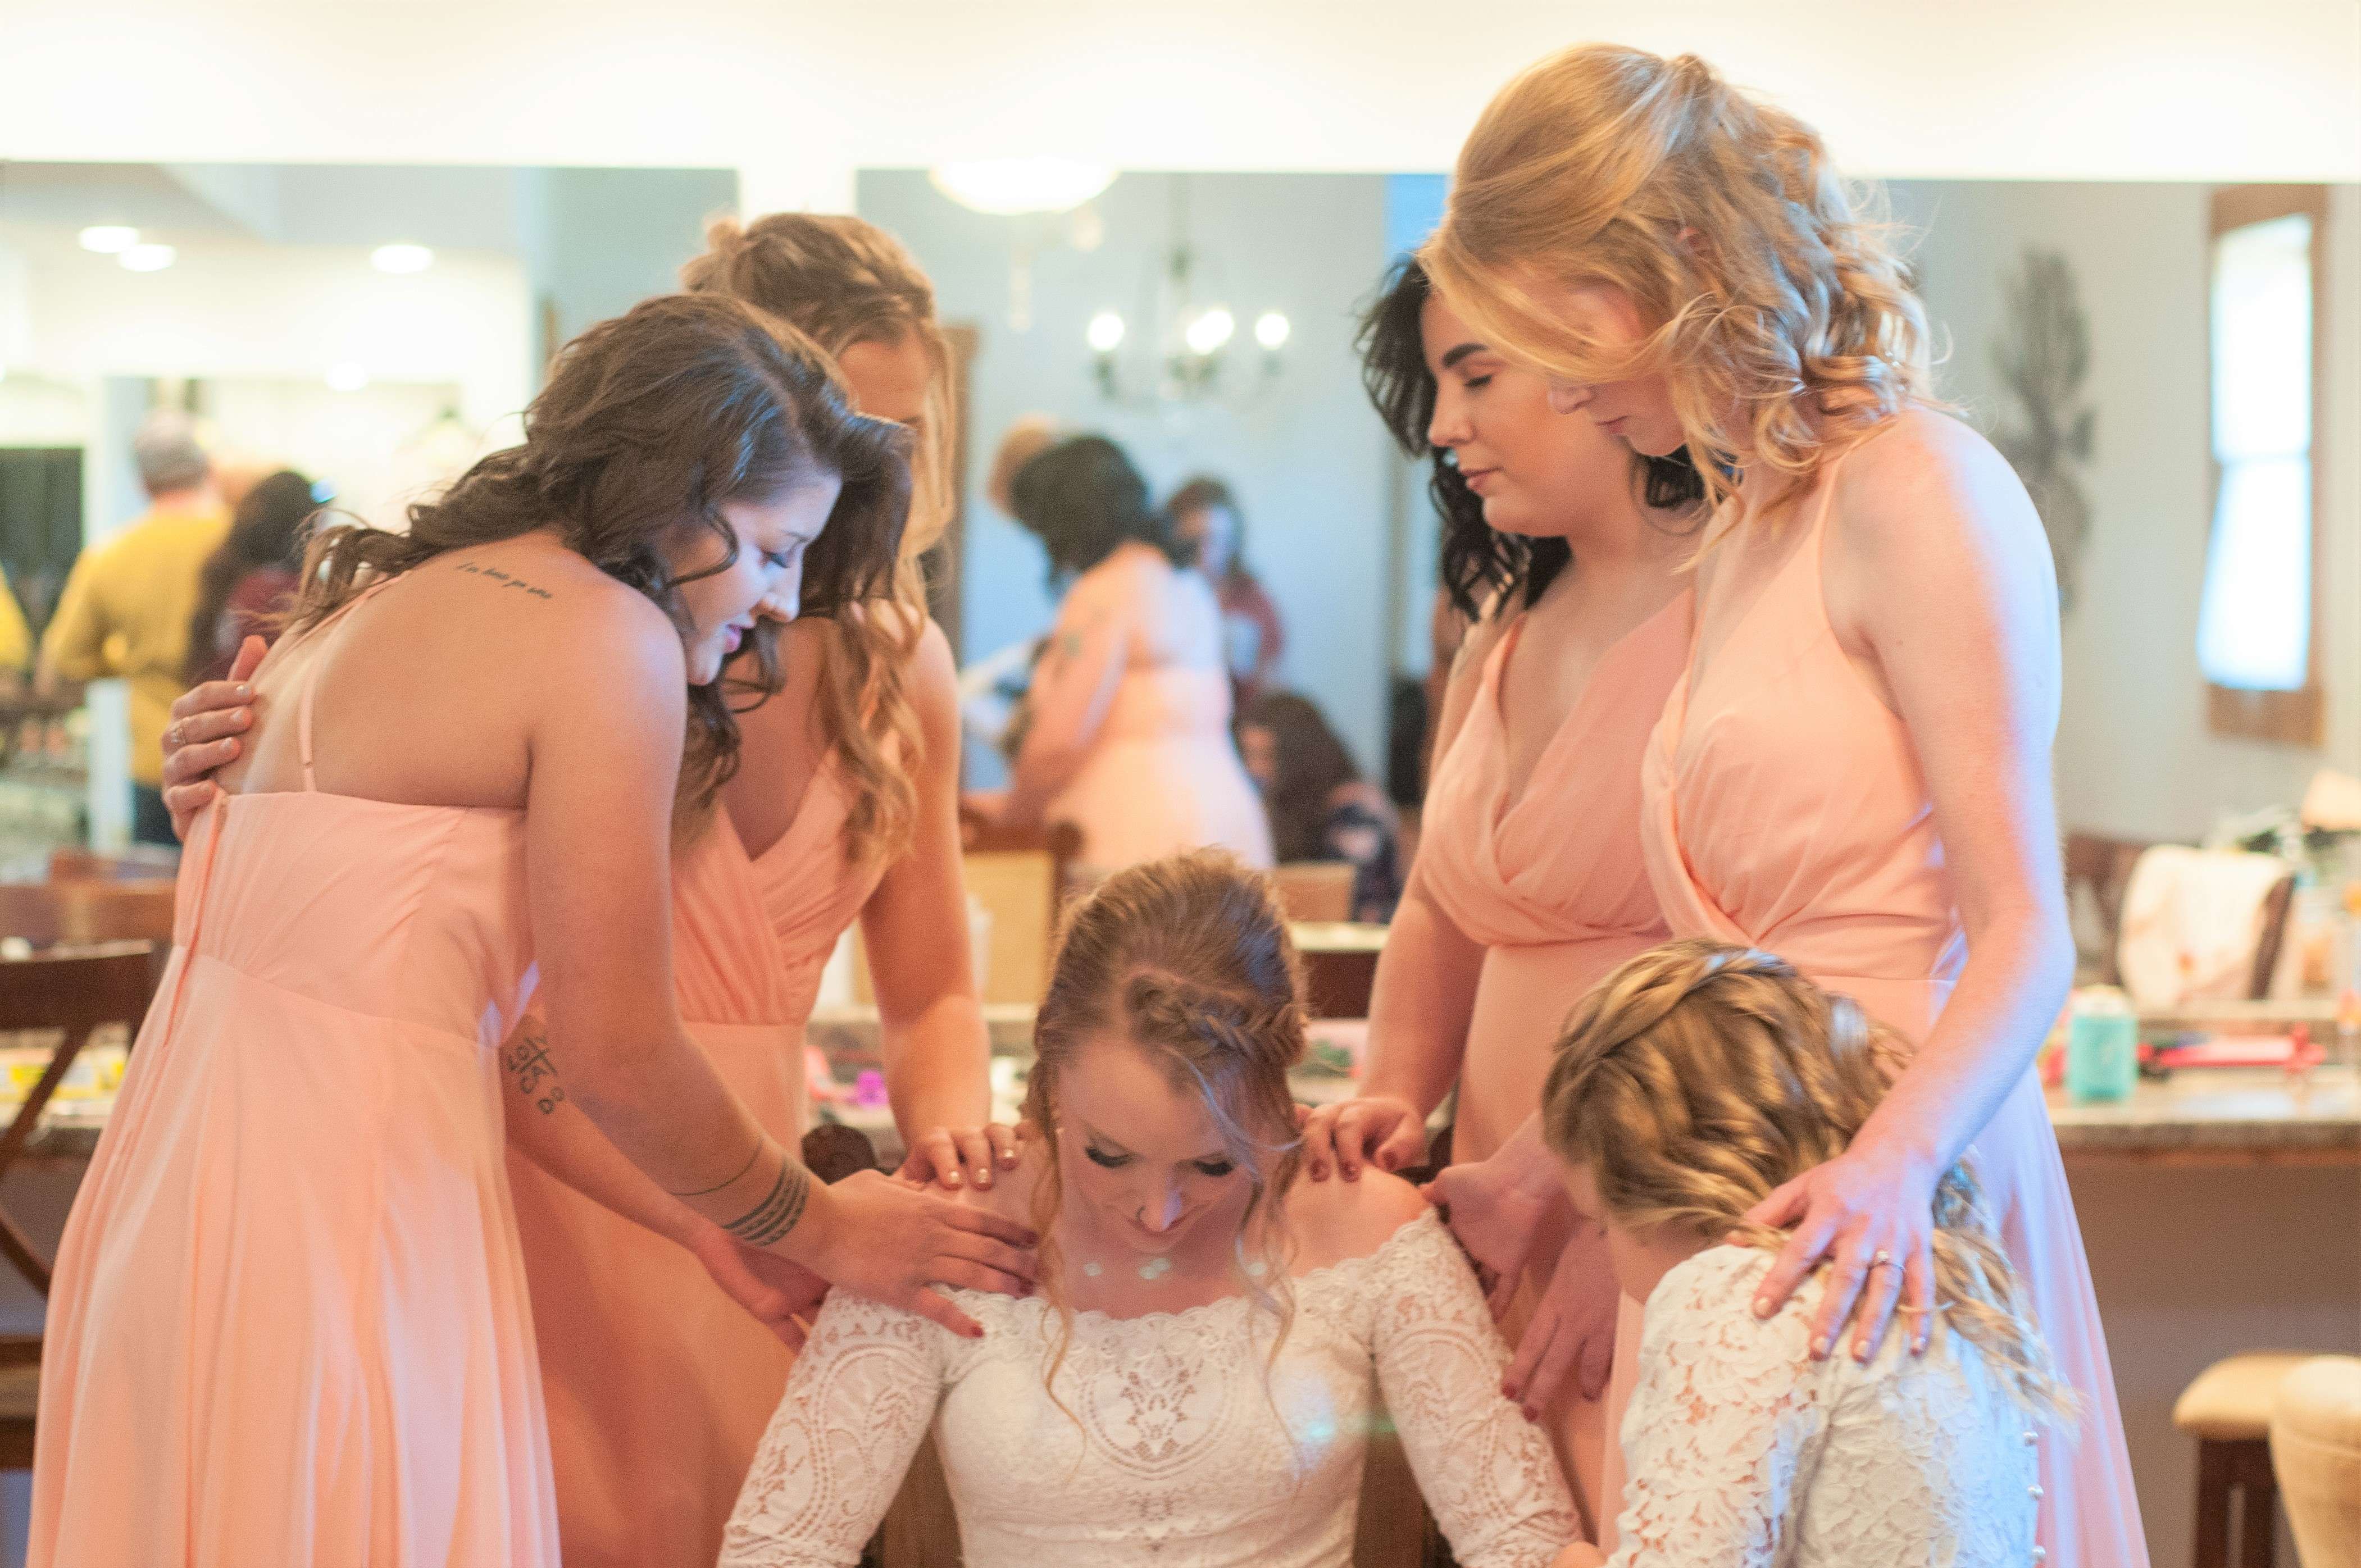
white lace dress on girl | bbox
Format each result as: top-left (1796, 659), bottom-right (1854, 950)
top-left (720, 1210), bottom-right (1576, 1567)
top-left (1607, 1247), bottom-right (2045, 1568)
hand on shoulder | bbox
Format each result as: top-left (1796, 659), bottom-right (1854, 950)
top-left (1287, 1163), bottom-right (1432, 1272)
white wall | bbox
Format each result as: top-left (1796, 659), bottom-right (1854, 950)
top-left (2, 2), bottom-right (2354, 211)
top-left (1891, 180), bottom-right (2361, 841)
top-left (857, 170), bottom-right (1395, 783)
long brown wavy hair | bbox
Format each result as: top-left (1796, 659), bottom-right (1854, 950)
top-left (1425, 44), bottom-right (1932, 517)
top-left (1541, 940), bottom-right (2073, 1420)
top-left (681, 212), bottom-right (955, 865)
top-left (286, 291), bottom-right (911, 826)
top-left (1022, 851), bottom-right (1309, 1405)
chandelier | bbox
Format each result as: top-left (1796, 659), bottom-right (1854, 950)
top-left (1085, 175), bottom-right (1288, 410)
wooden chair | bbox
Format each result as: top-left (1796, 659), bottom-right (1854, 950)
top-left (1271, 861), bottom-right (1356, 924)
top-left (2177, 1352), bottom-right (2309, 1568)
top-left (0, 943), bottom-right (160, 1469)
top-left (2063, 831), bottom-right (2151, 986)
top-left (954, 808), bottom-right (1083, 1008)
top-left (0, 879), bottom-right (177, 949)
top-left (48, 846), bottom-right (179, 883)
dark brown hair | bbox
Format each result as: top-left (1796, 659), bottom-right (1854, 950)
top-left (1240, 691), bottom-right (1361, 864)
top-left (1008, 435), bottom-right (1184, 582)
top-left (287, 291), bottom-right (911, 822)
top-left (1358, 255), bottom-right (1704, 621)
top-left (183, 468), bottom-right (315, 685)
top-left (1166, 474), bottom-right (1253, 590)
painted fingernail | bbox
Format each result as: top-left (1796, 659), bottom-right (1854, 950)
top-left (1753, 1297), bottom-right (1773, 1319)
top-left (976, 1173), bottom-right (993, 1188)
top-left (1810, 1335), bottom-right (1830, 1359)
top-left (234, 685), bottom-right (252, 699)
top-left (943, 1172), bottom-right (961, 1187)
top-left (1002, 1151), bottom-right (1020, 1166)
top-left (1853, 1341), bottom-right (1869, 1362)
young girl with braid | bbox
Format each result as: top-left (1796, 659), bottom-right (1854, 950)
top-left (1540, 940), bottom-right (2071, 1568)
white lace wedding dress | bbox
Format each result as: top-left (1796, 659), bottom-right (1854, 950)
top-left (1606, 1246), bottom-right (2046, 1567)
top-left (720, 1210), bottom-right (1576, 1567)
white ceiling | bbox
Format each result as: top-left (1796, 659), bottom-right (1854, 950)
top-left (3, 0), bottom-right (2355, 201)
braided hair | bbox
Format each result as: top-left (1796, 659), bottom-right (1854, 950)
top-left (1023, 850), bottom-right (1308, 1407)
top-left (1540, 940), bottom-right (2073, 1421)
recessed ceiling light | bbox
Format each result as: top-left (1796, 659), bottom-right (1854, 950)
top-left (371, 243), bottom-right (434, 275)
top-left (79, 225), bottom-right (139, 254)
top-left (118, 243), bottom-right (177, 272)
top-left (325, 363), bottom-right (370, 392)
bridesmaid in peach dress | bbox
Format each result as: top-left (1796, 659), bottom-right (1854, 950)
top-left (1298, 257), bottom-right (1703, 1531)
top-left (162, 216), bottom-right (1011, 1568)
top-left (31, 295), bottom-right (1035, 1568)
top-left (991, 435), bottom-right (1273, 874)
top-left (1425, 44), bottom-right (2147, 1565)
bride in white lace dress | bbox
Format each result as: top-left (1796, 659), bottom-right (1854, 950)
top-left (722, 852), bottom-right (1581, 1567)
top-left (1537, 942), bottom-right (2073, 1567)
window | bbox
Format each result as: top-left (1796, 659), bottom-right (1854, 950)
top-left (2199, 186), bottom-right (2329, 744)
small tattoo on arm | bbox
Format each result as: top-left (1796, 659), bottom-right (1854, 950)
top-left (502, 1027), bottom-right (567, 1115)
top-left (456, 560), bottom-right (556, 602)
top-left (720, 1163), bottom-right (812, 1247)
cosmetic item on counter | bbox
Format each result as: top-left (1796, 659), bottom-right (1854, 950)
top-left (851, 1069), bottom-right (890, 1111)
top-left (2065, 987), bottom-right (2139, 1103)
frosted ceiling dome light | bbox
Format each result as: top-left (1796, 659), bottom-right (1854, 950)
top-left (929, 158), bottom-right (1114, 216)
top-left (79, 225), bottom-right (139, 254)
top-left (1254, 311), bottom-right (1291, 351)
top-left (119, 243), bottom-right (177, 272)
top-left (371, 243), bottom-right (434, 275)
top-left (1087, 311), bottom-right (1127, 353)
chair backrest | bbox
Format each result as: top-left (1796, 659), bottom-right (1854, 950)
top-left (0, 881), bottom-right (176, 948)
top-left (0, 943), bottom-right (160, 1295)
top-left (48, 846), bottom-right (180, 883)
top-left (2063, 831), bottom-right (2151, 986)
top-left (955, 808), bottom-right (1084, 1007)
top-left (1271, 862), bottom-right (1355, 924)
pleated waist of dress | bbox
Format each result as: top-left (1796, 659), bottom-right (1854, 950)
top-left (1095, 669), bottom-right (1236, 742)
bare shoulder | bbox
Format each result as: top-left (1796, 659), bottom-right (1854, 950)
top-left (906, 616), bottom-right (959, 706)
top-left (1830, 405), bottom-right (2042, 563)
top-left (1285, 1167), bottom-right (1432, 1273)
top-left (947, 1134), bottom-right (1049, 1229)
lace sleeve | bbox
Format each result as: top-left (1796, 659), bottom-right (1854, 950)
top-left (1603, 1248), bottom-right (1827, 1568)
top-left (718, 1291), bottom-right (957, 1568)
top-left (1364, 1213), bottom-right (1580, 1568)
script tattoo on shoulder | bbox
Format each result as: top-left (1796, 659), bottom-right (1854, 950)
top-left (503, 1026), bottom-right (566, 1115)
top-left (456, 559), bottom-right (556, 602)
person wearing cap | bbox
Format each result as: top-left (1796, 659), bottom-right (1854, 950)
top-left (38, 411), bottom-right (231, 844)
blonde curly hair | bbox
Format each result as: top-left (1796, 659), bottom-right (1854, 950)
top-left (1425, 44), bottom-right (1932, 514)
top-left (683, 212), bottom-right (959, 864)
top-left (1541, 940), bottom-right (2073, 1421)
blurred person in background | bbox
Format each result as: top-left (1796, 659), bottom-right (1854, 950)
top-left (183, 469), bottom-right (317, 687)
top-left (1168, 475), bottom-right (1285, 708)
top-left (1239, 690), bottom-right (1403, 923)
top-left (38, 410), bottom-right (230, 844)
top-left (986, 435), bottom-right (1272, 874)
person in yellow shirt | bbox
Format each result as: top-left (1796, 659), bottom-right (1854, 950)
top-left (38, 412), bottom-right (230, 845)
top-left (0, 566), bottom-right (32, 694)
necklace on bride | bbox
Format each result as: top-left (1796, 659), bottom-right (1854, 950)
top-left (1076, 1209), bottom-right (1270, 1283)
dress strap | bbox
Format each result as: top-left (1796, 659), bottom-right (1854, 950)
top-left (297, 578), bottom-right (394, 793)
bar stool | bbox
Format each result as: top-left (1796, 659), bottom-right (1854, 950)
top-left (2177, 1352), bottom-right (2309, 1567)
top-left (2272, 1357), bottom-right (2361, 1568)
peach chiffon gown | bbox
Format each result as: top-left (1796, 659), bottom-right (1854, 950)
top-left (1414, 590), bottom-right (1692, 1531)
top-left (1017, 543), bottom-right (1272, 874)
top-left (30, 600), bottom-right (557, 1567)
top-left (1634, 459), bottom-right (2149, 1567)
top-left (509, 761), bottom-right (884, 1568)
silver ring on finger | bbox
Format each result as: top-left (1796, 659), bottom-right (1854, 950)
top-left (1869, 1250), bottom-right (1902, 1274)
top-left (167, 723), bottom-right (185, 747)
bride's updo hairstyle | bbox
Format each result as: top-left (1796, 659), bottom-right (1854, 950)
top-left (682, 212), bottom-right (956, 864)
top-left (289, 291), bottom-right (910, 824)
top-left (1425, 45), bottom-right (1931, 509)
top-left (1023, 851), bottom-right (1308, 1384)
top-left (1540, 940), bottom-right (2071, 1420)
